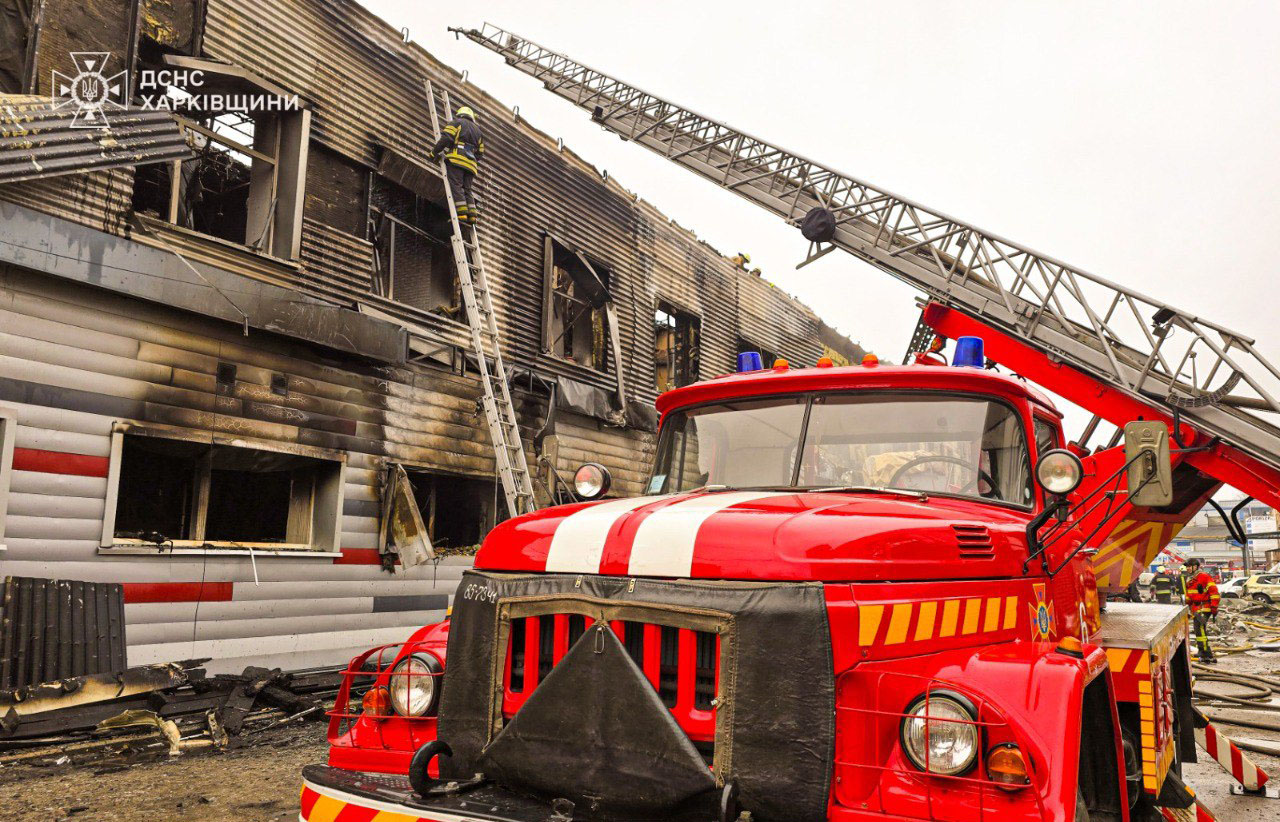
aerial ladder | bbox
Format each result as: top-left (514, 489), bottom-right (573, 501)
top-left (454, 24), bottom-right (1280, 588)
top-left (425, 78), bottom-right (536, 517)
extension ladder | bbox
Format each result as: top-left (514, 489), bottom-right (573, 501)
top-left (425, 79), bottom-right (536, 516)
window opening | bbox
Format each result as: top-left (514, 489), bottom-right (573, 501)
top-left (655, 301), bottom-right (700, 391)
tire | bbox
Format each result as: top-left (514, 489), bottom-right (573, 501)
top-left (1253, 592), bottom-right (1273, 603)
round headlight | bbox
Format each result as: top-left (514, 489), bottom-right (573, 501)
top-left (574, 463), bottom-right (612, 499)
top-left (1036, 448), bottom-right (1084, 496)
top-left (900, 692), bottom-right (980, 776)
top-left (389, 653), bottom-right (441, 717)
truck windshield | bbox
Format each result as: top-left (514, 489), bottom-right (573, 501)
top-left (649, 393), bottom-right (1032, 506)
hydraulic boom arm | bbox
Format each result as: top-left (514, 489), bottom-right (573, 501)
top-left (456, 24), bottom-right (1280, 487)
top-left (456, 24), bottom-right (1280, 589)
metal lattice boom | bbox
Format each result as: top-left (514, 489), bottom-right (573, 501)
top-left (457, 23), bottom-right (1280, 475)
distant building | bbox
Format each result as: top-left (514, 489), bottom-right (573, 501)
top-left (1166, 498), bottom-right (1278, 574)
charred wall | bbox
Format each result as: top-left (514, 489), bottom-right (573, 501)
top-left (0, 0), bottom-right (858, 672)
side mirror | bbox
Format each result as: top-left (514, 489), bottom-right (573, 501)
top-left (1124, 421), bottom-right (1172, 506)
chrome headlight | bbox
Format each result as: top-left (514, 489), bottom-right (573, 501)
top-left (900, 692), bottom-right (980, 775)
top-left (389, 653), bottom-right (442, 717)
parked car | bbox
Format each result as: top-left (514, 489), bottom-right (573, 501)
top-left (1219, 576), bottom-right (1250, 599)
top-left (1241, 574), bottom-right (1280, 602)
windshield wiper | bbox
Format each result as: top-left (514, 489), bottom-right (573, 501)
top-left (809, 485), bottom-right (928, 501)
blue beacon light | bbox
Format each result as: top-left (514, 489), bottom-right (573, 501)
top-left (737, 351), bottom-right (764, 372)
top-left (952, 336), bottom-right (985, 368)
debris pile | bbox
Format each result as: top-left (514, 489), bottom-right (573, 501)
top-left (1198, 596), bottom-right (1280, 655)
top-left (0, 661), bottom-right (341, 770)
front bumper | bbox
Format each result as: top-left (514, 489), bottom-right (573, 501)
top-left (301, 765), bottom-right (553, 822)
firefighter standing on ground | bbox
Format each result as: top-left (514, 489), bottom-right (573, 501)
top-left (1151, 567), bottom-right (1175, 604)
top-left (431, 106), bottom-right (485, 224)
top-left (1183, 558), bottom-right (1220, 665)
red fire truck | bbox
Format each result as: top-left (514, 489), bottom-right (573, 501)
top-left (299, 25), bottom-right (1280, 822)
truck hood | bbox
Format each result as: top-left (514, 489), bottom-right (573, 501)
top-left (476, 489), bottom-right (1033, 582)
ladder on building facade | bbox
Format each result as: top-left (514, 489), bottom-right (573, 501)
top-left (425, 79), bottom-right (536, 516)
top-left (456, 24), bottom-right (1280, 483)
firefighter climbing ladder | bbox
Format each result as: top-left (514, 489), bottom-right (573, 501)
top-left (425, 79), bottom-right (536, 516)
top-left (455, 23), bottom-right (1280, 484)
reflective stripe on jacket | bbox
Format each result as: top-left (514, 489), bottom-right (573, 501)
top-left (433, 117), bottom-right (485, 173)
top-left (1186, 571), bottom-right (1220, 613)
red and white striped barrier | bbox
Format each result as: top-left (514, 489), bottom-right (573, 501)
top-left (1196, 715), bottom-right (1270, 792)
top-left (1158, 797), bottom-right (1218, 822)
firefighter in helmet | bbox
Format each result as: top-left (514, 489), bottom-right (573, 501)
top-left (431, 105), bottom-right (485, 224)
top-left (1183, 558), bottom-right (1220, 665)
top-left (1151, 566), bottom-right (1174, 604)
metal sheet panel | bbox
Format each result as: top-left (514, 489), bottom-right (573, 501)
top-left (0, 95), bottom-right (192, 184)
top-left (0, 575), bottom-right (126, 689)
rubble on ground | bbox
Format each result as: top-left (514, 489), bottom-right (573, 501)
top-left (0, 661), bottom-right (340, 771)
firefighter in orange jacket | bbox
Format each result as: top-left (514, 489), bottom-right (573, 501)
top-left (1183, 558), bottom-right (1220, 664)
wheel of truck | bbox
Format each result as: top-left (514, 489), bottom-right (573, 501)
top-left (1253, 592), bottom-right (1273, 603)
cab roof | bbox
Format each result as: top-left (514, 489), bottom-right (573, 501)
top-left (655, 364), bottom-right (1061, 418)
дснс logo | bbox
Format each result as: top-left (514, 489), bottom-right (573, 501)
top-left (51, 52), bottom-right (125, 128)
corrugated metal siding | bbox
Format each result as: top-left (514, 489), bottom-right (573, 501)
top-left (0, 168), bottom-right (134, 232)
top-left (0, 575), bottom-right (126, 689)
top-left (0, 95), bottom-right (191, 184)
top-left (301, 217), bottom-right (375, 293)
top-left (200, 0), bottom-right (840, 406)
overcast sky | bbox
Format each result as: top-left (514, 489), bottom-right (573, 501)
top-left (368, 0), bottom-right (1280, 464)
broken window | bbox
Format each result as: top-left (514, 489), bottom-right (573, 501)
top-left (655, 301), bottom-right (701, 391)
top-left (736, 339), bottom-right (781, 370)
top-left (542, 237), bottom-right (611, 371)
top-left (130, 56), bottom-right (309, 259)
top-left (379, 466), bottom-right (494, 566)
top-left (407, 469), bottom-right (495, 551)
top-left (368, 175), bottom-right (459, 315)
top-left (105, 430), bottom-right (344, 551)
top-left (0, 405), bottom-right (14, 553)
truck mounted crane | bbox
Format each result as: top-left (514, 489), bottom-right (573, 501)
top-left (294, 24), bottom-right (1280, 822)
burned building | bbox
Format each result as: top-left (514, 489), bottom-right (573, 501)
top-left (0, 0), bottom-right (864, 673)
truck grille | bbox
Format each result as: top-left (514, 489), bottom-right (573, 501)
top-left (503, 615), bottom-right (718, 742)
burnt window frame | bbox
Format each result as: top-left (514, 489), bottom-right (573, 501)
top-left (367, 173), bottom-right (460, 314)
top-left (100, 424), bottom-right (346, 555)
top-left (541, 235), bottom-right (613, 373)
top-left (129, 59), bottom-right (311, 260)
top-left (655, 299), bottom-right (701, 391)
top-left (0, 404), bottom-right (15, 554)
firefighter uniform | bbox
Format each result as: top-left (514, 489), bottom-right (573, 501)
top-left (1151, 571), bottom-right (1174, 604)
top-left (1184, 564), bottom-right (1220, 664)
top-left (431, 107), bottom-right (485, 224)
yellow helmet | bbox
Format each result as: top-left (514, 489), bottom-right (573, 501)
top-left (741, 252), bottom-right (751, 263)
top-left (456, 106), bottom-right (477, 121)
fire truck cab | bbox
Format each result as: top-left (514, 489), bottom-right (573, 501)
top-left (302, 351), bottom-right (1199, 822)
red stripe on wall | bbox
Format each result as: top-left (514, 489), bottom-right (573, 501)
top-left (333, 549), bottom-right (398, 567)
top-left (122, 582), bottom-right (234, 604)
top-left (333, 549), bottom-right (383, 566)
top-left (12, 447), bottom-right (110, 477)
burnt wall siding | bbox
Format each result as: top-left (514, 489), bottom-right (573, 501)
top-left (0, 0), bottom-right (851, 674)
top-left (200, 0), bottom-right (833, 401)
